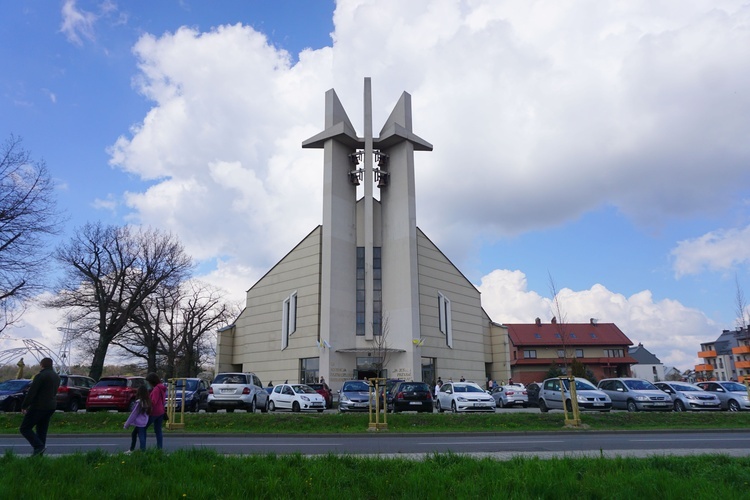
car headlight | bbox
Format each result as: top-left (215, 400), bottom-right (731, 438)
top-left (742, 396), bottom-right (749, 402)
top-left (635, 396), bottom-right (649, 401)
top-left (301, 396), bottom-right (310, 401)
top-left (684, 394), bottom-right (697, 400)
top-left (576, 395), bottom-right (588, 402)
top-left (456, 396), bottom-right (467, 402)
top-left (340, 394), bottom-right (349, 402)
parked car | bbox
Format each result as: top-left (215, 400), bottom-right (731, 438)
top-left (307, 383), bottom-right (333, 409)
top-left (207, 372), bottom-right (269, 413)
top-left (695, 381), bottom-right (750, 411)
top-left (387, 381), bottom-right (433, 413)
top-left (538, 377), bottom-right (612, 413)
top-left (436, 382), bottom-right (495, 413)
top-left (597, 378), bottom-right (673, 412)
top-left (56, 374), bottom-right (96, 412)
top-left (86, 376), bottom-right (147, 412)
top-left (654, 381), bottom-right (721, 412)
top-left (269, 383), bottom-right (326, 412)
top-left (0, 379), bottom-right (31, 412)
top-left (338, 380), bottom-right (374, 412)
top-left (525, 382), bottom-right (541, 407)
top-left (167, 378), bottom-right (209, 412)
top-left (490, 385), bottom-right (529, 408)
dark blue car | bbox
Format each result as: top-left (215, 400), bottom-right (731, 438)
top-left (0, 379), bottom-right (32, 412)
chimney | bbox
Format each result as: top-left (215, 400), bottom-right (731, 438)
top-left (535, 317), bottom-right (541, 327)
top-left (590, 318), bottom-right (598, 326)
top-left (550, 316), bottom-right (557, 324)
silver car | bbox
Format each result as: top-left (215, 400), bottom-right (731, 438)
top-left (597, 378), bottom-right (673, 412)
top-left (654, 381), bottom-right (720, 412)
top-left (490, 385), bottom-right (529, 408)
top-left (338, 380), bottom-right (375, 412)
top-left (538, 377), bottom-right (611, 413)
top-left (207, 372), bottom-right (269, 413)
top-left (695, 381), bottom-right (750, 411)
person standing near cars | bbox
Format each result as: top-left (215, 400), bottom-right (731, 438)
top-left (19, 357), bottom-right (60, 457)
top-left (145, 373), bottom-right (167, 449)
top-left (124, 385), bottom-right (152, 453)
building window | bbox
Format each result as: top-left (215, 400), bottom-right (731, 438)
top-left (570, 333), bottom-right (577, 339)
top-left (575, 349), bottom-right (584, 358)
top-left (603, 349), bottom-right (624, 358)
top-left (300, 357), bottom-right (319, 384)
top-left (554, 333), bottom-right (561, 339)
top-left (356, 247), bottom-right (382, 336)
top-left (421, 357), bottom-right (436, 385)
top-left (557, 349), bottom-right (565, 358)
top-left (534, 333), bottom-right (541, 339)
top-left (590, 332), bottom-right (597, 339)
top-left (438, 291), bottom-right (453, 348)
top-left (281, 291), bottom-right (297, 350)
top-left (523, 349), bottom-right (537, 359)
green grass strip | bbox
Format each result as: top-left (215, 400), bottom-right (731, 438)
top-left (1, 449), bottom-right (749, 499)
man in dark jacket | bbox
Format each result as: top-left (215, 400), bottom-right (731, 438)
top-left (20, 357), bottom-right (60, 456)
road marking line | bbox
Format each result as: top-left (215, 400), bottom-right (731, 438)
top-left (630, 438), bottom-right (750, 442)
top-left (420, 440), bottom-right (564, 445)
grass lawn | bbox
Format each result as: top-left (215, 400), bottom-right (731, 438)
top-left (1, 410), bottom-right (750, 434)
top-left (1, 449), bottom-right (749, 499)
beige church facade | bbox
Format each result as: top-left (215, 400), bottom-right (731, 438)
top-left (216, 79), bottom-right (511, 390)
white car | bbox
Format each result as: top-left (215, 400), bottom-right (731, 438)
top-left (538, 377), bottom-right (612, 413)
top-left (269, 383), bottom-right (326, 412)
top-left (436, 382), bottom-right (495, 413)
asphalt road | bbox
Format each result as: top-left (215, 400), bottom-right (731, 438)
top-left (4, 430), bottom-right (750, 459)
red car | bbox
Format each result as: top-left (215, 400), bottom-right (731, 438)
top-left (307, 383), bottom-right (333, 409)
top-left (86, 376), bottom-right (147, 412)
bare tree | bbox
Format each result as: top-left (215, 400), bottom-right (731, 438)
top-left (372, 314), bottom-right (393, 378)
top-left (548, 273), bottom-right (571, 374)
top-left (0, 135), bottom-right (62, 333)
top-left (45, 222), bottom-right (192, 380)
top-left (115, 280), bottom-right (232, 378)
top-left (735, 274), bottom-right (749, 331)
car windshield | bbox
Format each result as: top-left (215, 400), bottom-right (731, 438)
top-left (672, 383), bottom-right (699, 392)
top-left (95, 378), bottom-right (126, 387)
top-left (623, 379), bottom-right (658, 391)
top-left (292, 384), bottom-right (316, 394)
top-left (562, 379), bottom-right (597, 391)
top-left (342, 381), bottom-right (370, 392)
top-left (722, 382), bottom-right (747, 392)
top-left (175, 379), bottom-right (198, 390)
top-left (308, 384), bottom-right (324, 390)
top-left (454, 384), bottom-right (484, 393)
top-left (213, 374), bottom-right (246, 384)
top-left (0, 380), bottom-right (29, 391)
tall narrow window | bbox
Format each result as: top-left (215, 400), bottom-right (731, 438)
top-left (356, 247), bottom-right (382, 336)
top-left (437, 291), bottom-right (452, 348)
top-left (281, 291), bottom-right (297, 350)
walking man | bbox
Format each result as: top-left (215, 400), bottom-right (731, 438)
top-left (20, 357), bottom-right (60, 457)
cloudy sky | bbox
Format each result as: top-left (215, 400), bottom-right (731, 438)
top-left (2, 0), bottom-right (750, 371)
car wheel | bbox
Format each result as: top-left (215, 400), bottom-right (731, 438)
top-left (728, 400), bottom-right (741, 412)
top-left (565, 399), bottom-right (573, 412)
top-left (68, 398), bottom-right (80, 413)
top-left (292, 401), bottom-right (301, 413)
top-left (227, 408), bottom-right (235, 413)
top-left (249, 398), bottom-right (257, 413)
top-left (539, 399), bottom-right (549, 413)
top-left (497, 399), bottom-right (504, 409)
top-left (269, 401), bottom-right (276, 412)
top-left (627, 400), bottom-right (638, 412)
top-left (260, 399), bottom-right (269, 413)
top-left (674, 400), bottom-right (685, 412)
top-left (451, 401), bottom-right (458, 413)
top-left (436, 400), bottom-right (444, 413)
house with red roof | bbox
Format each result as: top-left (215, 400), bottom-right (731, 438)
top-left (506, 318), bottom-right (637, 385)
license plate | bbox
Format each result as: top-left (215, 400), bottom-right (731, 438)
top-left (220, 389), bottom-right (234, 394)
top-left (593, 403), bottom-right (604, 406)
top-left (410, 402), bottom-right (421, 405)
top-left (99, 395), bottom-right (113, 399)
top-left (655, 402), bottom-right (667, 406)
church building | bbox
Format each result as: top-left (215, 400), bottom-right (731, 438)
top-left (215, 79), bottom-right (510, 390)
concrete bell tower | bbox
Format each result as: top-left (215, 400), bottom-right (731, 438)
top-left (303, 78), bottom-right (432, 382)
